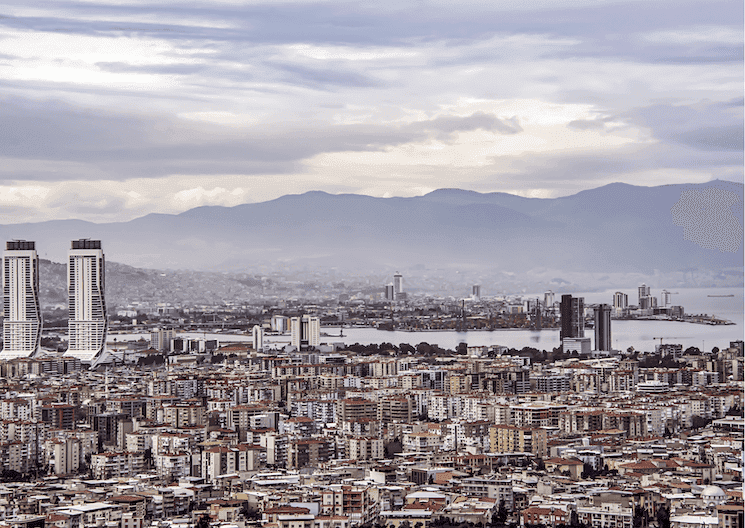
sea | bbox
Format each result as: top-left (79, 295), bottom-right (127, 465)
top-left (112, 287), bottom-right (744, 354)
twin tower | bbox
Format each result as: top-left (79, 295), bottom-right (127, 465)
top-left (1, 239), bottom-right (107, 363)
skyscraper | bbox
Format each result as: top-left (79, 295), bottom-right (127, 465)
top-left (290, 315), bottom-right (320, 348)
top-left (638, 283), bottom-right (652, 310)
top-left (150, 328), bottom-right (174, 352)
top-left (560, 294), bottom-right (584, 340)
top-left (0, 240), bottom-right (42, 359)
top-left (594, 304), bottom-right (612, 351)
top-left (252, 325), bottom-right (264, 351)
top-left (660, 290), bottom-right (672, 307)
top-left (65, 239), bottom-right (107, 363)
top-left (612, 291), bottom-right (628, 312)
top-left (544, 290), bottom-right (555, 309)
top-left (472, 285), bottom-right (481, 299)
top-left (385, 284), bottom-right (395, 301)
top-left (393, 272), bottom-right (403, 300)
top-left (638, 283), bottom-right (650, 303)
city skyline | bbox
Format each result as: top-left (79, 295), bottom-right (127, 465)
top-left (0, 0), bottom-right (741, 224)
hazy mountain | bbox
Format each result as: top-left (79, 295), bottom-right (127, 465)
top-left (1, 181), bottom-right (742, 281)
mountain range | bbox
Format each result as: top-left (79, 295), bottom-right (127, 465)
top-left (1, 181), bottom-right (742, 281)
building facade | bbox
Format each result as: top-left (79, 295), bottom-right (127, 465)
top-left (290, 315), bottom-right (320, 348)
top-left (1, 241), bottom-right (42, 359)
top-left (65, 240), bottom-right (107, 363)
top-left (594, 304), bottom-right (612, 351)
top-left (560, 294), bottom-right (584, 340)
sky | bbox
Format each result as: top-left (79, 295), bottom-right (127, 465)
top-left (0, 0), bottom-right (742, 224)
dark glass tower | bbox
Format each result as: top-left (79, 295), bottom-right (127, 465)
top-left (594, 304), bottom-right (612, 351)
top-left (560, 294), bottom-right (584, 340)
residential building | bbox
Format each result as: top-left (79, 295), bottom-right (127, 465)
top-left (65, 239), bottom-right (107, 363)
top-left (1, 240), bottom-right (42, 359)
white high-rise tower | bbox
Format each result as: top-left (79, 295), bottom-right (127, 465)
top-left (252, 325), bottom-right (264, 351)
top-left (290, 315), bottom-right (320, 348)
top-left (393, 272), bottom-right (403, 300)
top-left (0, 240), bottom-right (42, 359)
top-left (64, 239), bottom-right (107, 363)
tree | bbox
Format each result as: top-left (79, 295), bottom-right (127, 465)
top-left (196, 514), bottom-right (211, 528)
top-left (1, 469), bottom-right (24, 482)
top-left (690, 415), bottom-right (712, 430)
top-left (633, 505), bottom-right (648, 528)
top-left (400, 343), bottom-right (416, 354)
top-left (239, 504), bottom-right (260, 520)
top-left (496, 501), bottom-right (508, 524)
top-left (416, 342), bottom-right (434, 356)
top-left (656, 506), bottom-right (670, 528)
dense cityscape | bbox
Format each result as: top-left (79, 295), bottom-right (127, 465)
top-left (0, 239), bottom-right (742, 528)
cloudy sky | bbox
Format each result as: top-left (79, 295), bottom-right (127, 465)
top-left (0, 0), bottom-right (742, 223)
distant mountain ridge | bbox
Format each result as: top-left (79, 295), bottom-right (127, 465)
top-left (1, 180), bottom-right (742, 277)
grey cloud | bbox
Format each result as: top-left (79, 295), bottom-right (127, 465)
top-left (0, 205), bottom-right (39, 222)
top-left (46, 193), bottom-right (127, 215)
top-left (96, 62), bottom-right (207, 75)
top-left (567, 116), bottom-right (615, 130)
top-left (625, 99), bottom-right (743, 152)
top-left (482, 140), bottom-right (743, 190)
top-left (672, 126), bottom-right (744, 152)
top-left (410, 112), bottom-right (522, 138)
top-left (0, 0), bottom-right (739, 65)
top-left (652, 46), bottom-right (743, 64)
top-left (0, 96), bottom-right (522, 181)
top-left (269, 62), bottom-right (382, 89)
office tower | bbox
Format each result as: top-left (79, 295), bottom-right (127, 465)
top-left (271, 315), bottom-right (288, 333)
top-left (385, 284), bottom-right (395, 301)
top-left (560, 294), bottom-right (584, 340)
top-left (150, 328), bottom-right (174, 352)
top-left (1, 240), bottom-right (42, 359)
top-left (638, 283), bottom-right (652, 309)
top-left (594, 304), bottom-right (612, 351)
top-left (252, 325), bottom-right (264, 351)
top-left (290, 315), bottom-right (320, 348)
top-left (393, 272), bottom-right (403, 299)
top-left (660, 290), bottom-right (672, 307)
top-left (544, 290), bottom-right (555, 309)
top-left (638, 283), bottom-right (650, 302)
top-left (65, 239), bottom-right (107, 363)
top-left (612, 291), bottom-right (628, 310)
top-left (472, 285), bottom-right (481, 299)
